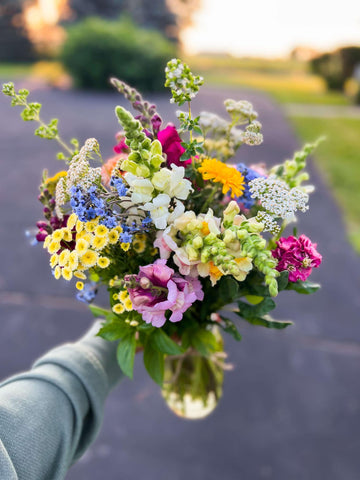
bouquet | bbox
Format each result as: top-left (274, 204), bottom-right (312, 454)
top-left (2, 59), bottom-right (322, 419)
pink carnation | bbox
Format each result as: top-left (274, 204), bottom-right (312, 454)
top-left (125, 259), bottom-right (204, 328)
top-left (272, 234), bottom-right (322, 282)
top-left (157, 124), bottom-right (191, 168)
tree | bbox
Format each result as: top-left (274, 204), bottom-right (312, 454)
top-left (0, 0), bottom-right (35, 62)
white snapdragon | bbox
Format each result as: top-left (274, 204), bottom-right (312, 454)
top-left (124, 173), bottom-right (154, 203)
top-left (142, 194), bottom-right (171, 230)
top-left (151, 164), bottom-right (193, 201)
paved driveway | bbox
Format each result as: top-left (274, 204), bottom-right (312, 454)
top-left (0, 85), bottom-right (359, 479)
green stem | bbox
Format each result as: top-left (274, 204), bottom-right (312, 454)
top-left (201, 187), bottom-right (217, 213)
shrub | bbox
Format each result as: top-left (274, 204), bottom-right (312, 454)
top-left (311, 46), bottom-right (360, 92)
top-left (61, 17), bottom-right (176, 91)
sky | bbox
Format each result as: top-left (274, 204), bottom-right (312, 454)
top-left (182, 0), bottom-right (360, 57)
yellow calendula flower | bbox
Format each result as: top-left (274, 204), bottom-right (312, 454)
top-left (97, 256), bottom-right (110, 268)
top-left (119, 290), bottom-right (128, 302)
top-left (54, 265), bottom-right (61, 279)
top-left (92, 236), bottom-right (108, 250)
top-left (114, 225), bottom-right (123, 234)
top-left (198, 158), bottom-right (245, 198)
top-left (45, 171), bottom-right (67, 195)
top-left (52, 229), bottom-right (64, 242)
top-left (95, 225), bottom-right (109, 237)
top-left (58, 249), bottom-right (70, 267)
top-left (67, 213), bottom-right (77, 230)
top-left (50, 254), bottom-right (59, 268)
top-left (85, 221), bottom-right (97, 233)
top-left (74, 271), bottom-right (87, 280)
top-left (76, 220), bottom-right (84, 233)
top-left (43, 235), bottom-right (51, 248)
top-left (76, 281), bottom-right (84, 290)
top-left (112, 303), bottom-right (125, 314)
top-left (112, 293), bottom-right (119, 301)
top-left (62, 267), bottom-right (73, 281)
top-left (77, 232), bottom-right (92, 244)
top-left (48, 241), bottom-right (60, 254)
top-left (62, 228), bottom-right (73, 242)
top-left (121, 242), bottom-right (130, 252)
top-left (123, 298), bottom-right (133, 311)
top-left (76, 238), bottom-right (89, 254)
top-left (108, 230), bottom-right (120, 244)
top-left (132, 238), bottom-right (146, 254)
top-left (68, 251), bottom-right (79, 270)
top-left (80, 250), bottom-right (98, 267)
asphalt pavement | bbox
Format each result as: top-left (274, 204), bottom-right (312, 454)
top-left (0, 85), bottom-right (360, 480)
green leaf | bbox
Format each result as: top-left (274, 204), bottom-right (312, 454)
top-left (287, 280), bottom-right (321, 295)
top-left (97, 320), bottom-right (130, 341)
top-left (219, 316), bottom-right (242, 341)
top-left (218, 276), bottom-right (239, 304)
top-left (191, 329), bottom-right (218, 356)
top-left (143, 340), bottom-right (164, 385)
top-left (151, 329), bottom-right (183, 355)
top-left (88, 304), bottom-right (113, 319)
top-left (245, 295), bottom-right (264, 305)
top-left (117, 332), bottom-right (136, 379)
top-left (241, 315), bottom-right (293, 330)
top-left (277, 271), bottom-right (289, 291)
top-left (238, 297), bottom-right (276, 319)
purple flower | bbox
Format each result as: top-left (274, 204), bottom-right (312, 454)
top-left (157, 125), bottom-right (191, 168)
top-left (125, 259), bottom-right (204, 328)
top-left (272, 234), bottom-right (322, 282)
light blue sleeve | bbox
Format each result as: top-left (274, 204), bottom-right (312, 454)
top-left (0, 322), bottom-right (123, 480)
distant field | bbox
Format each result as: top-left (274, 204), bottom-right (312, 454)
top-left (291, 116), bottom-right (360, 253)
top-left (188, 55), bottom-right (350, 106)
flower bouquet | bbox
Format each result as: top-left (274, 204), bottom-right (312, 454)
top-left (2, 59), bottom-right (322, 419)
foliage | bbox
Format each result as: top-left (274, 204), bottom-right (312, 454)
top-left (61, 17), bottom-right (176, 91)
top-left (311, 47), bottom-right (360, 92)
top-left (291, 115), bottom-right (360, 253)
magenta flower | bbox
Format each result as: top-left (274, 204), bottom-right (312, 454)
top-left (157, 124), bottom-right (191, 168)
top-left (272, 234), bottom-right (322, 282)
top-left (125, 259), bottom-right (204, 327)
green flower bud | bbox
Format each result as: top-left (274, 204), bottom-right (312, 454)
top-left (136, 164), bottom-right (150, 178)
top-left (237, 229), bottom-right (249, 240)
top-left (204, 233), bottom-right (218, 245)
top-left (121, 159), bottom-right (138, 175)
top-left (150, 139), bottom-right (162, 156)
top-left (223, 229), bottom-right (236, 244)
top-left (186, 245), bottom-right (198, 261)
top-left (193, 236), bottom-right (203, 249)
top-left (150, 153), bottom-right (164, 169)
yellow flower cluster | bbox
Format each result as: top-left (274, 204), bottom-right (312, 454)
top-left (112, 289), bottom-right (133, 315)
top-left (44, 213), bottom-right (121, 282)
top-left (132, 233), bottom-right (147, 254)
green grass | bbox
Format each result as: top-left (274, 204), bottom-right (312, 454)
top-left (291, 116), bottom-right (360, 252)
top-left (188, 55), bottom-right (350, 106)
top-left (0, 63), bottom-right (33, 79)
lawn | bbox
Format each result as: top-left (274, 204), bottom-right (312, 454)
top-left (291, 116), bottom-right (360, 252)
top-left (0, 63), bottom-right (33, 80)
top-left (188, 55), bottom-right (350, 106)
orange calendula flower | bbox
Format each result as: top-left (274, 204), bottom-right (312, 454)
top-left (198, 158), bottom-right (245, 198)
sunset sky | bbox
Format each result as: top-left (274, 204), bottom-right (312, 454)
top-left (182, 0), bottom-right (360, 57)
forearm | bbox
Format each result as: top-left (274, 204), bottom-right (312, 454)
top-left (0, 322), bottom-right (123, 480)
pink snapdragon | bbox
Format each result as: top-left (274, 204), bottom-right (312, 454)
top-left (272, 234), bottom-right (322, 282)
top-left (157, 124), bottom-right (191, 168)
top-left (125, 259), bottom-right (204, 327)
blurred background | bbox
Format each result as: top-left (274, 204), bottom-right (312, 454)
top-left (1, 1), bottom-right (360, 479)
